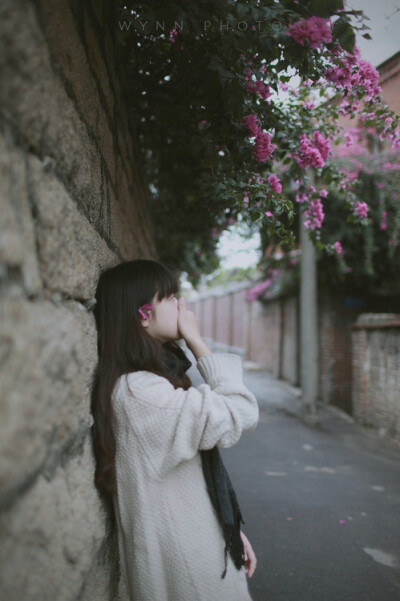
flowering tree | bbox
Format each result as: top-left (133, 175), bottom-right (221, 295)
top-left (315, 152), bottom-right (400, 297)
top-left (116, 0), bottom-right (400, 284)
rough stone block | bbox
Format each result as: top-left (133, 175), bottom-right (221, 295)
top-left (0, 1), bottom-right (106, 230)
top-left (28, 154), bottom-right (117, 300)
top-left (0, 132), bottom-right (41, 295)
top-left (107, 180), bottom-right (141, 260)
top-left (0, 296), bottom-right (97, 503)
top-left (38, 0), bottom-right (119, 188)
top-left (0, 435), bottom-right (113, 601)
top-left (84, 7), bottom-right (115, 120)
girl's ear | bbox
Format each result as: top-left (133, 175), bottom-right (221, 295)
top-left (141, 318), bottom-right (150, 329)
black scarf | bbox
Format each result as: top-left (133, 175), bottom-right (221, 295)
top-left (164, 343), bottom-right (245, 578)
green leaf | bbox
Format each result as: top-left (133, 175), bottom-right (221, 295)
top-left (332, 15), bottom-right (350, 38)
top-left (309, 0), bottom-right (344, 18)
top-left (332, 16), bottom-right (356, 52)
top-left (236, 3), bottom-right (249, 20)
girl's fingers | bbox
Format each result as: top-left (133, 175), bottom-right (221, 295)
top-left (241, 532), bottom-right (257, 578)
top-left (247, 548), bottom-right (257, 578)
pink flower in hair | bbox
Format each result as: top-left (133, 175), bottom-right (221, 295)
top-left (138, 304), bottom-right (153, 320)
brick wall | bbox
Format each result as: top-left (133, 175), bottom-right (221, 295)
top-left (188, 286), bottom-right (249, 356)
top-left (247, 299), bottom-right (281, 374)
top-left (247, 297), bottom-right (298, 383)
top-left (190, 291), bottom-right (299, 383)
top-left (0, 2), bottom-right (155, 600)
top-left (352, 314), bottom-right (400, 442)
top-left (318, 295), bottom-right (367, 413)
top-left (378, 51), bottom-right (400, 115)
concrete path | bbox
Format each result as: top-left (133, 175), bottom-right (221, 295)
top-left (220, 369), bottom-right (400, 601)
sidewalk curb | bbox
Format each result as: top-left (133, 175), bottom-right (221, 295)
top-left (322, 403), bottom-right (355, 424)
top-left (276, 378), bottom-right (355, 424)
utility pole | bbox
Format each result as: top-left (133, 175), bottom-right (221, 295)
top-left (299, 171), bottom-right (319, 424)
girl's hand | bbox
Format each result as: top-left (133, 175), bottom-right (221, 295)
top-left (177, 297), bottom-right (200, 343)
top-left (177, 297), bottom-right (210, 360)
top-left (240, 530), bottom-right (257, 578)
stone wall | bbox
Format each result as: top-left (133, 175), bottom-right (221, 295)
top-left (352, 314), bottom-right (400, 442)
top-left (0, 1), bottom-right (156, 600)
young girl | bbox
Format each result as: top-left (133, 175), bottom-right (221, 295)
top-left (92, 259), bottom-right (259, 601)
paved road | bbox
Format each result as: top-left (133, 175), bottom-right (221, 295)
top-left (220, 369), bottom-right (400, 601)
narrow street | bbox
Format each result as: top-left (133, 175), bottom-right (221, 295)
top-left (221, 369), bottom-right (400, 601)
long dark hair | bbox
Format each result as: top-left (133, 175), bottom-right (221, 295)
top-left (91, 259), bottom-right (191, 498)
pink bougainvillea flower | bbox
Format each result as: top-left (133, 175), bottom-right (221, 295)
top-left (325, 46), bottom-right (381, 101)
top-left (247, 77), bottom-right (272, 101)
top-left (246, 279), bottom-right (272, 302)
top-left (265, 210), bottom-right (274, 217)
top-left (344, 132), bottom-right (354, 147)
top-left (295, 131), bottom-right (331, 169)
top-left (169, 29), bottom-right (178, 44)
top-left (320, 189), bottom-right (328, 198)
top-left (267, 174), bottom-right (282, 194)
top-left (334, 241), bottom-right (343, 255)
top-left (286, 16), bottom-right (332, 50)
top-left (313, 131), bottom-right (331, 161)
top-left (254, 131), bottom-right (275, 162)
top-left (242, 114), bottom-right (260, 137)
top-left (304, 198), bottom-right (325, 230)
top-left (138, 304), bottom-right (153, 320)
top-left (354, 201), bottom-right (369, 219)
top-left (380, 210), bottom-right (387, 230)
top-left (296, 191), bottom-right (308, 203)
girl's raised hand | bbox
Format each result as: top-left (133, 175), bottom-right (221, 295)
top-left (177, 297), bottom-right (201, 344)
top-left (177, 297), bottom-right (210, 360)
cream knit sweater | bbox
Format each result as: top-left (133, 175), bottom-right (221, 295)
top-left (111, 352), bottom-right (259, 601)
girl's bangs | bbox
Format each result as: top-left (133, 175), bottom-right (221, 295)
top-left (155, 264), bottom-right (178, 301)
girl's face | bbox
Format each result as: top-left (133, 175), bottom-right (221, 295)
top-left (143, 293), bottom-right (180, 343)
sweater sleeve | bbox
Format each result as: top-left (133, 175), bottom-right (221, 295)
top-left (120, 353), bottom-right (259, 476)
